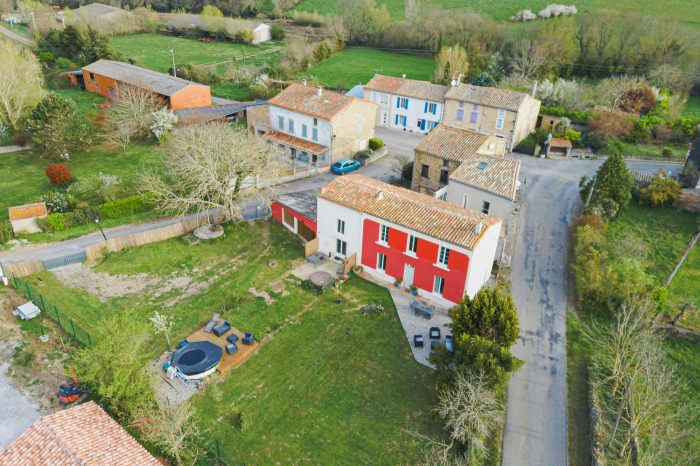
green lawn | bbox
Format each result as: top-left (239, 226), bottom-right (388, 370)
top-left (210, 81), bottom-right (253, 101)
top-left (293, 0), bottom-right (700, 28)
top-left (22, 221), bottom-right (441, 463)
top-left (666, 242), bottom-right (700, 331)
top-left (303, 47), bottom-right (435, 89)
top-left (53, 88), bottom-right (105, 120)
top-left (683, 95), bottom-right (700, 119)
top-left (605, 142), bottom-right (689, 160)
top-left (0, 22), bottom-right (33, 38)
top-left (109, 33), bottom-right (279, 72)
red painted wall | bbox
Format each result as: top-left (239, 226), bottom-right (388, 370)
top-left (271, 201), bottom-right (317, 234)
top-left (360, 218), bottom-right (469, 304)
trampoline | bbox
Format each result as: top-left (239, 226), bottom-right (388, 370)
top-left (170, 341), bottom-right (223, 379)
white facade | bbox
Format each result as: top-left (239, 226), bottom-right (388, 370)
top-left (464, 222), bottom-right (501, 298)
top-left (269, 105), bottom-right (332, 147)
top-left (445, 182), bottom-right (516, 219)
top-left (364, 89), bottom-right (443, 134)
top-left (251, 24), bottom-right (271, 44)
top-left (316, 198), bottom-right (365, 259)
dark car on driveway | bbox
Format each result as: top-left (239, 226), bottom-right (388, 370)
top-left (331, 158), bottom-right (361, 175)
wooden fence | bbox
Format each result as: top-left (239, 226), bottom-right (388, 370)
top-left (304, 238), bottom-right (319, 258)
top-left (2, 260), bottom-right (44, 278)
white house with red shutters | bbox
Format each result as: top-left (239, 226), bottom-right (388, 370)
top-left (314, 174), bottom-right (502, 306)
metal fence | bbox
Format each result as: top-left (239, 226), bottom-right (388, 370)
top-left (11, 275), bottom-right (93, 347)
top-left (43, 251), bottom-right (87, 270)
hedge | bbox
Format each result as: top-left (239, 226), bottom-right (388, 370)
top-left (368, 138), bottom-right (384, 151)
top-left (99, 193), bottom-right (157, 219)
top-left (540, 106), bottom-right (589, 124)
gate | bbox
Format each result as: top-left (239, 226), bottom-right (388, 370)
top-left (42, 251), bottom-right (87, 270)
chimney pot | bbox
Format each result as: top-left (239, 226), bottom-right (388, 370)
top-left (376, 191), bottom-right (384, 201)
top-left (317, 87), bottom-right (323, 97)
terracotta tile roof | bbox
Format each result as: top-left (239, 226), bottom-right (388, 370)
top-left (445, 83), bottom-right (530, 111)
top-left (0, 402), bottom-right (160, 465)
top-left (450, 154), bottom-right (521, 201)
top-left (318, 174), bottom-right (501, 250)
top-left (83, 60), bottom-right (209, 97)
top-left (364, 74), bottom-right (450, 102)
top-left (268, 83), bottom-right (359, 121)
top-left (263, 129), bottom-right (329, 154)
top-left (415, 124), bottom-right (491, 162)
top-left (549, 138), bottom-right (572, 148)
top-left (8, 202), bottom-right (48, 221)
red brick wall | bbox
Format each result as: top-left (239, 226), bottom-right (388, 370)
top-left (170, 85), bottom-right (211, 110)
top-left (83, 70), bottom-right (118, 99)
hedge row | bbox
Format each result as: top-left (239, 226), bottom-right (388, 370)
top-left (540, 105), bottom-right (590, 124)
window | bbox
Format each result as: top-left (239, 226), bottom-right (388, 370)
top-left (427, 102), bottom-right (437, 114)
top-left (379, 93), bottom-right (389, 105)
top-left (336, 239), bottom-right (347, 256)
top-left (418, 119), bottom-right (426, 130)
top-left (282, 209), bottom-right (295, 229)
top-left (397, 97), bottom-right (409, 109)
top-left (495, 109), bottom-right (506, 130)
top-left (407, 235), bottom-right (418, 254)
top-left (459, 101), bottom-right (464, 108)
top-left (87, 72), bottom-right (94, 81)
top-left (439, 170), bottom-right (449, 184)
top-left (312, 127), bottom-right (318, 141)
top-left (470, 111), bottom-right (478, 123)
top-left (433, 276), bottom-right (445, 295)
top-left (482, 201), bottom-right (491, 215)
top-left (395, 115), bottom-right (407, 127)
top-left (313, 118), bottom-right (318, 126)
top-left (380, 224), bottom-right (389, 243)
top-left (421, 164), bottom-right (429, 178)
top-left (442, 159), bottom-right (449, 167)
top-left (301, 124), bottom-right (308, 138)
top-left (377, 253), bottom-right (386, 271)
top-left (462, 194), bottom-right (472, 208)
top-left (337, 219), bottom-right (345, 234)
top-left (288, 118), bottom-right (295, 134)
top-left (438, 246), bottom-right (450, 266)
top-left (456, 109), bottom-right (464, 121)
top-left (278, 116), bottom-right (284, 129)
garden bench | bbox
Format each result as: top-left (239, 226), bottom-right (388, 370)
top-left (213, 320), bottom-right (231, 337)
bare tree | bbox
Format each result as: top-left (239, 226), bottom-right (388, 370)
top-left (141, 123), bottom-right (286, 224)
top-left (436, 369), bottom-right (503, 461)
top-left (390, 154), bottom-right (411, 179)
top-left (104, 84), bottom-right (162, 145)
top-left (139, 399), bottom-right (202, 466)
top-left (0, 41), bottom-right (44, 130)
top-left (434, 44), bottom-right (469, 85)
top-left (150, 311), bottom-right (173, 348)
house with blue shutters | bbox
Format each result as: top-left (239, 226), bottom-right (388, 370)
top-left (364, 74), bottom-right (449, 134)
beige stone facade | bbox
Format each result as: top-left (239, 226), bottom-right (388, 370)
top-left (246, 105), bottom-right (270, 136)
top-left (442, 86), bottom-right (540, 150)
top-left (329, 98), bottom-right (377, 159)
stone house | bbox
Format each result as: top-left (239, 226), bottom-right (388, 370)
top-left (442, 83), bottom-right (540, 150)
top-left (262, 83), bottom-right (376, 168)
top-left (363, 74), bottom-right (449, 134)
top-left (411, 124), bottom-right (505, 196)
top-left (76, 60), bottom-right (211, 110)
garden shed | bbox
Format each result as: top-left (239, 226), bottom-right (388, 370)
top-left (8, 202), bottom-right (48, 234)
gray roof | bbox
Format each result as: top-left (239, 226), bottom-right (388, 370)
top-left (445, 84), bottom-right (529, 112)
top-left (82, 60), bottom-right (207, 97)
top-left (274, 190), bottom-right (318, 221)
top-left (345, 84), bottom-right (365, 99)
top-left (174, 101), bottom-right (266, 125)
top-left (73, 3), bottom-right (129, 18)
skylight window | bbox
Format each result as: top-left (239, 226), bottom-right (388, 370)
top-left (477, 161), bottom-right (488, 170)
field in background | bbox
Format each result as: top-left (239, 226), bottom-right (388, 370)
top-left (683, 96), bottom-right (700, 119)
top-left (303, 47), bottom-right (435, 89)
top-left (293, 0), bottom-right (700, 29)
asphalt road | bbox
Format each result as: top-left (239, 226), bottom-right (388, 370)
top-left (501, 156), bottom-right (683, 466)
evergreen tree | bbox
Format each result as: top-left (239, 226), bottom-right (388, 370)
top-left (21, 94), bottom-right (89, 159)
top-left (580, 152), bottom-right (633, 219)
top-left (81, 27), bottom-right (118, 64)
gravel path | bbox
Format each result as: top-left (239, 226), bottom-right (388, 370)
top-left (0, 361), bottom-right (41, 451)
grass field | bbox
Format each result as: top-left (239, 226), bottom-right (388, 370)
top-left (293, 0), bottom-right (700, 28)
top-left (683, 95), bottom-right (700, 119)
top-left (610, 142), bottom-right (689, 161)
top-left (22, 221), bottom-right (442, 463)
top-left (303, 47), bottom-right (435, 89)
top-left (109, 33), bottom-right (279, 72)
top-left (567, 204), bottom-right (700, 465)
top-left (666, 242), bottom-right (700, 332)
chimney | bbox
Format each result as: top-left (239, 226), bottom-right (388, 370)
top-left (402, 74), bottom-right (406, 79)
top-left (531, 80), bottom-right (538, 97)
top-left (450, 78), bottom-right (457, 87)
top-left (474, 221), bottom-right (486, 235)
top-left (302, 79), bottom-right (307, 86)
top-left (317, 87), bottom-right (323, 97)
top-left (375, 191), bottom-right (384, 201)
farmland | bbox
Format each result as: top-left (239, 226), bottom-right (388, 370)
top-left (303, 46), bottom-right (435, 89)
top-left (21, 220), bottom-right (442, 463)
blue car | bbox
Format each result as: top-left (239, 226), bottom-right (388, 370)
top-left (331, 158), bottom-right (361, 175)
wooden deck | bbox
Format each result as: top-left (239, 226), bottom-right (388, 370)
top-left (186, 323), bottom-right (259, 374)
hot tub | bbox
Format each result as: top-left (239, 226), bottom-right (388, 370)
top-left (170, 341), bottom-right (223, 379)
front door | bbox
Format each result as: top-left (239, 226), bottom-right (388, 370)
top-left (381, 110), bottom-right (388, 126)
top-left (403, 264), bottom-right (415, 288)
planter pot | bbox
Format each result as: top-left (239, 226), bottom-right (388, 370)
top-left (411, 289), bottom-right (417, 296)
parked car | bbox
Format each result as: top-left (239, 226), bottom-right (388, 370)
top-left (331, 158), bottom-right (361, 175)
top-left (445, 334), bottom-right (454, 353)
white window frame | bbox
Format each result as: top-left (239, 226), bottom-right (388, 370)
top-left (337, 219), bottom-right (345, 235)
top-left (407, 235), bottom-right (418, 255)
top-left (379, 224), bottom-right (389, 243)
top-left (281, 208), bottom-right (297, 231)
top-left (377, 253), bottom-right (386, 271)
top-left (433, 276), bottom-right (445, 296)
top-left (438, 246), bottom-right (450, 267)
top-left (336, 239), bottom-right (347, 256)
top-left (379, 93), bottom-right (389, 105)
top-left (495, 109), bottom-right (506, 130)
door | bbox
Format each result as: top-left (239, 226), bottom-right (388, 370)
top-left (381, 110), bottom-right (388, 126)
top-left (403, 264), bottom-right (415, 288)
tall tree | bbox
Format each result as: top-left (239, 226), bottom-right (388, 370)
top-left (21, 94), bottom-right (89, 159)
top-left (434, 44), bottom-right (469, 85)
top-left (141, 123), bottom-right (285, 223)
top-left (580, 152), bottom-right (633, 219)
top-left (0, 41), bottom-right (44, 131)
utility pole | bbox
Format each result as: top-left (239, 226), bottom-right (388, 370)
top-left (585, 175), bottom-right (597, 208)
top-left (94, 217), bottom-right (107, 241)
top-left (170, 49), bottom-right (177, 77)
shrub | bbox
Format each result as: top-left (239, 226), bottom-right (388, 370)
top-left (313, 41), bottom-right (332, 64)
top-left (355, 149), bottom-right (372, 160)
top-left (236, 30), bottom-right (254, 44)
top-left (37, 213), bottom-right (68, 233)
top-left (368, 138), bottom-right (384, 151)
top-left (0, 220), bottom-right (13, 244)
top-left (40, 191), bottom-right (71, 213)
top-left (639, 171), bottom-right (682, 206)
top-left (514, 134), bottom-right (537, 155)
top-left (71, 206), bottom-right (101, 225)
top-left (540, 106), bottom-right (589, 124)
top-left (661, 147), bottom-right (674, 158)
top-left (99, 193), bottom-right (156, 219)
top-left (45, 163), bottom-right (73, 187)
top-left (270, 24), bottom-right (285, 41)
top-left (402, 161), bottom-right (414, 184)
top-left (585, 132), bottom-right (608, 151)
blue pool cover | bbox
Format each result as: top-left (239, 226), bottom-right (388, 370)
top-left (171, 341), bottom-right (223, 376)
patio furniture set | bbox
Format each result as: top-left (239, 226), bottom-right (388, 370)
top-left (203, 313), bottom-right (255, 355)
top-left (413, 327), bottom-right (453, 353)
top-left (410, 300), bottom-right (436, 320)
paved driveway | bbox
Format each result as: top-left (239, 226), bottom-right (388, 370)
top-left (502, 156), bottom-right (683, 466)
top-left (0, 363), bottom-right (41, 451)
